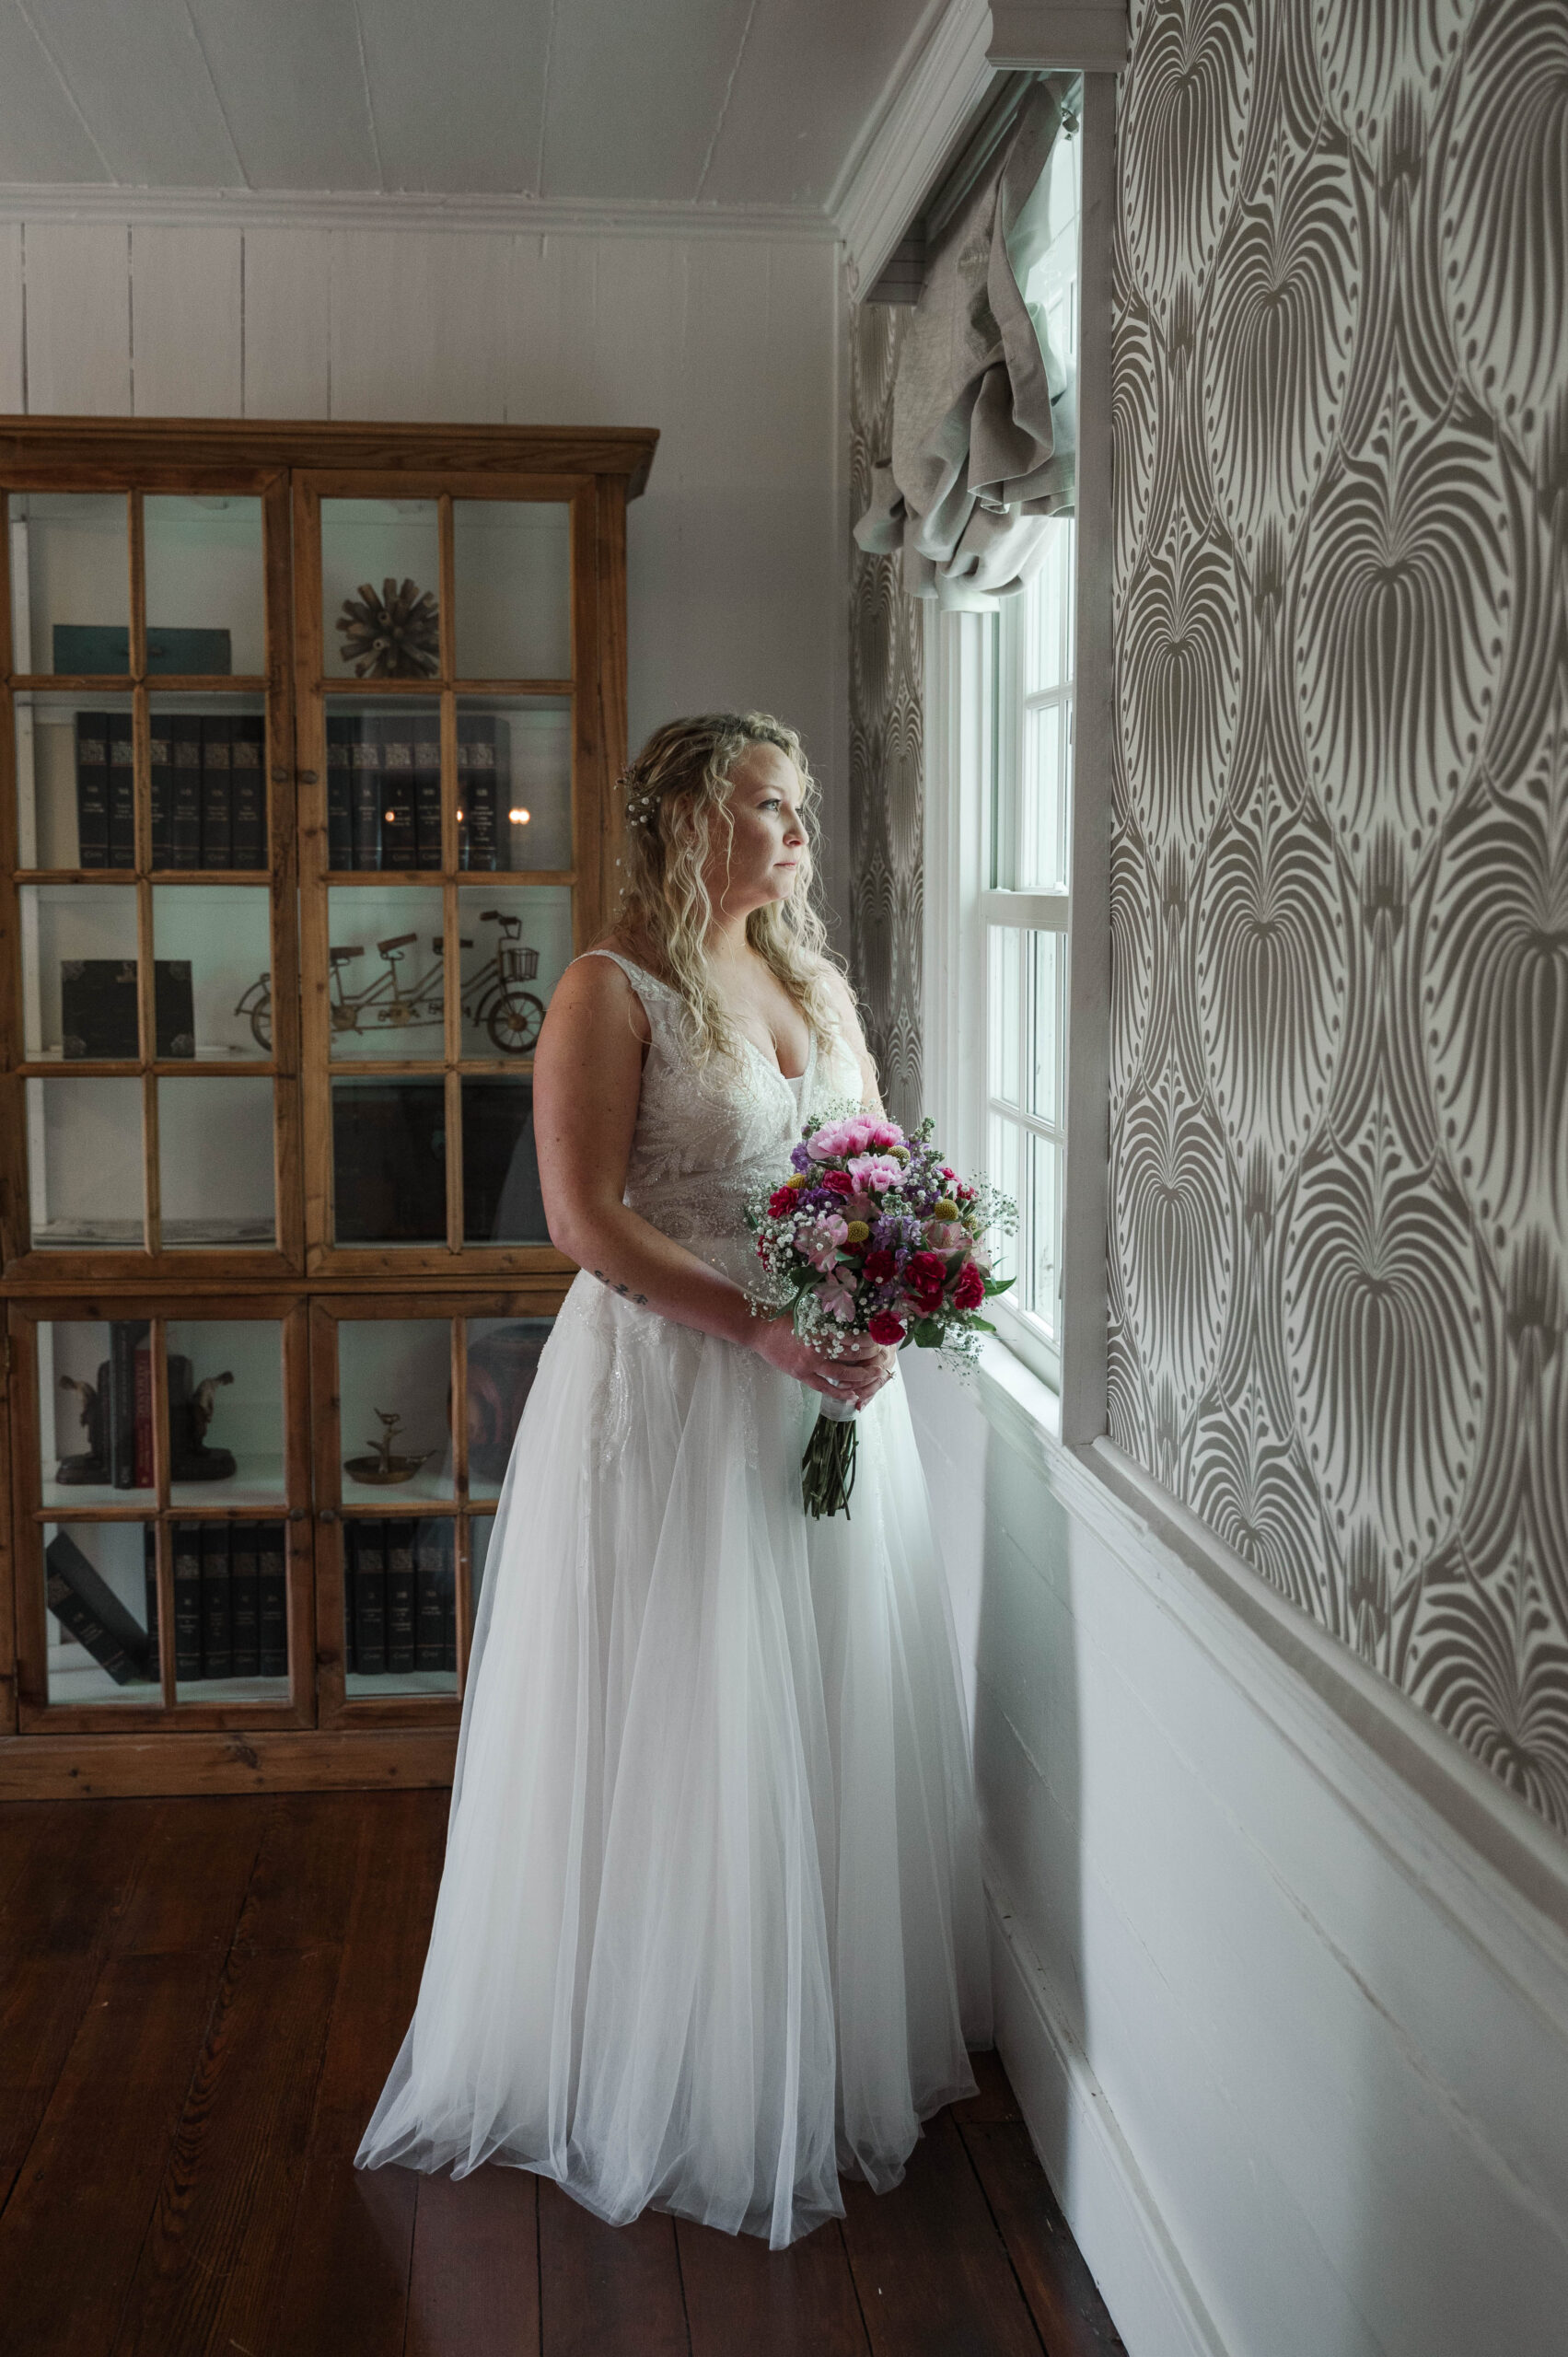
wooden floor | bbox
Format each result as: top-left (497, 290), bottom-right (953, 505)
top-left (0, 1790), bottom-right (1125, 2357)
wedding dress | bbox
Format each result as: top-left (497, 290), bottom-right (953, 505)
top-left (355, 949), bottom-right (993, 2247)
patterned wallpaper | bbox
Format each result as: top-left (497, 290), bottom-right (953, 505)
top-left (1109, 0), bottom-right (1568, 1833)
top-left (848, 299), bottom-right (926, 1132)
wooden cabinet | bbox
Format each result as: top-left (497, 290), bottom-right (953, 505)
top-left (0, 419), bottom-right (656, 1795)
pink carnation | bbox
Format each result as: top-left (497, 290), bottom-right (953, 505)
top-left (846, 1154), bottom-right (903, 1193)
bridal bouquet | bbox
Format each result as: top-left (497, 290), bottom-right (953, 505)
top-left (748, 1109), bottom-right (1016, 1518)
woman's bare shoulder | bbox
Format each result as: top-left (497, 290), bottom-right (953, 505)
top-left (545, 943), bottom-right (653, 1043)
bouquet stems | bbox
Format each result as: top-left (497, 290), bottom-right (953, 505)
top-left (802, 1402), bottom-right (859, 1519)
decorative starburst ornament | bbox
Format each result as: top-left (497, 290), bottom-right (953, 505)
top-left (337, 577), bottom-right (440, 679)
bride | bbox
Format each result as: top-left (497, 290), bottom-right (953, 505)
top-left (356, 711), bottom-right (993, 2247)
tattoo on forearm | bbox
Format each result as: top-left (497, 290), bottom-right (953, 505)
top-left (592, 1267), bottom-right (649, 1306)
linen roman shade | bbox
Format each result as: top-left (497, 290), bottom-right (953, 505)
top-left (854, 75), bottom-right (1078, 609)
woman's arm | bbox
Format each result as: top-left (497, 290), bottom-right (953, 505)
top-left (532, 955), bottom-right (888, 1406)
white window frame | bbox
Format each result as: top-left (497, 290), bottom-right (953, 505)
top-left (922, 71), bottom-right (1112, 1442)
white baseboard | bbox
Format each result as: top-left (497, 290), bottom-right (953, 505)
top-left (984, 1852), bottom-right (1229, 2357)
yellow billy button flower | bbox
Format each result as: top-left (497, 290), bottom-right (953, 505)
top-left (785, 1174), bottom-right (807, 1189)
top-left (844, 1220), bottom-right (870, 1244)
top-left (933, 1198), bottom-right (959, 1221)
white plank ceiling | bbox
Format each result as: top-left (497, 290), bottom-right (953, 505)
top-left (0, 0), bottom-right (937, 210)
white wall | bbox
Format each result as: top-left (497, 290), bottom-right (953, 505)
top-left (0, 211), bottom-right (851, 935)
top-left (905, 1349), bottom-right (1568, 2357)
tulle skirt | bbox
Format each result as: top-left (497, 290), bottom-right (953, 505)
top-left (354, 1266), bottom-right (993, 2247)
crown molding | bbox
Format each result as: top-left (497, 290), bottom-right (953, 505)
top-left (0, 183), bottom-right (838, 243)
top-left (832, 0), bottom-right (996, 298)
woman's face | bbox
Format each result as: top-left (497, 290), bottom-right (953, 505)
top-left (704, 742), bottom-right (808, 916)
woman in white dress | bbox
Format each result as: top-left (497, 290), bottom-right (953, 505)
top-left (356, 712), bottom-right (993, 2248)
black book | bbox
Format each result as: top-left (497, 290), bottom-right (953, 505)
top-left (412, 713), bottom-right (443, 868)
top-left (386, 1520), bottom-right (416, 1673)
top-left (172, 1520), bottom-right (203, 1680)
top-left (200, 714), bottom-right (233, 868)
top-left (414, 1524), bottom-right (447, 1672)
top-left (441, 1570), bottom-right (457, 1674)
top-left (148, 718), bottom-right (174, 867)
top-left (45, 1530), bottom-right (151, 1686)
top-left (230, 1523), bottom-right (261, 1678)
top-left (201, 1521), bottom-right (233, 1679)
top-left (60, 958), bottom-right (195, 1060)
top-left (170, 715), bottom-right (203, 866)
top-left (353, 1519), bottom-right (387, 1675)
top-left (257, 1520), bottom-right (287, 1678)
top-left (343, 1525), bottom-right (357, 1675)
top-left (459, 716), bottom-right (497, 871)
top-left (144, 1525), bottom-right (160, 1665)
top-left (494, 715), bottom-right (515, 866)
top-left (351, 726), bottom-right (382, 870)
top-left (326, 715), bottom-right (354, 870)
top-left (378, 713), bottom-right (417, 869)
top-left (108, 1318), bottom-right (149, 1489)
top-left (108, 713), bottom-right (135, 869)
top-left (75, 711), bottom-right (110, 867)
top-left (231, 715), bottom-right (266, 869)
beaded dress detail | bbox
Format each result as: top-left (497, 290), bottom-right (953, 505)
top-left (356, 952), bottom-right (993, 2247)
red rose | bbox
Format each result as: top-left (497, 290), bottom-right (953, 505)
top-left (868, 1310), bottom-right (906, 1345)
top-left (904, 1250), bottom-right (947, 1311)
top-left (953, 1260), bottom-right (985, 1309)
top-left (863, 1248), bottom-right (896, 1283)
top-left (819, 1170), bottom-right (854, 1197)
top-left (767, 1186), bottom-right (797, 1217)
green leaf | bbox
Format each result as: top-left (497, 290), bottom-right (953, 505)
top-left (983, 1275), bottom-right (1016, 1299)
top-left (911, 1317), bottom-right (944, 1348)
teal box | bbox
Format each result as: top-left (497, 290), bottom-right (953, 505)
top-left (52, 624), bottom-right (233, 677)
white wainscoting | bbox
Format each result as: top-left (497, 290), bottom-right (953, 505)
top-left (3, 208), bottom-right (851, 935)
top-left (904, 1348), bottom-right (1568, 2357)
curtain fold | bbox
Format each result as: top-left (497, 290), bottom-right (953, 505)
top-left (854, 77), bottom-right (1077, 610)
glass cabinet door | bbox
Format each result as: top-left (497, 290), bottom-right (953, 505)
top-left (311, 1294), bottom-right (565, 1718)
top-left (299, 480), bottom-right (583, 1271)
top-left (17, 1302), bottom-right (310, 1727)
top-left (4, 479), bottom-right (296, 1271)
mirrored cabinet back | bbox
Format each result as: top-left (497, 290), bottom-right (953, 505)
top-left (0, 418), bottom-right (657, 1795)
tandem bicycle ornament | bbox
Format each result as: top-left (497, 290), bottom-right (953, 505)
top-left (236, 910), bottom-right (545, 1055)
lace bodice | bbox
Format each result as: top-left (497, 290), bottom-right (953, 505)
top-left (580, 950), bottom-right (864, 1283)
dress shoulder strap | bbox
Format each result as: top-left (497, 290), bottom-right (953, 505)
top-left (574, 948), bottom-right (681, 1011)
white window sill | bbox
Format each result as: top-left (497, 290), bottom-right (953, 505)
top-left (975, 1329), bottom-right (1062, 1457)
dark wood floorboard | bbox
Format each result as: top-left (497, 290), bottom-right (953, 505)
top-left (0, 1793), bottom-right (1127, 2357)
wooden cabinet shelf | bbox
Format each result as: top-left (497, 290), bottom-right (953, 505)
top-left (0, 416), bottom-right (656, 1794)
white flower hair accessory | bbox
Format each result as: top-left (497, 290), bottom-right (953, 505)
top-left (618, 764), bottom-right (660, 828)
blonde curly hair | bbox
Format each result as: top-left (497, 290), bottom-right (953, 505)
top-left (611, 711), bottom-right (839, 1066)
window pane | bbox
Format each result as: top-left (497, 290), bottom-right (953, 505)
top-left (452, 500), bottom-right (571, 681)
top-left (147, 692), bottom-right (268, 873)
top-left (1021, 703), bottom-right (1067, 890)
top-left (326, 886), bottom-right (446, 1060)
top-left (457, 885), bottom-right (572, 1060)
top-left (988, 925), bottom-right (1024, 1109)
top-left (987, 1114), bottom-right (1023, 1290)
top-left (153, 886), bottom-right (273, 1059)
top-left (331, 1076), bottom-right (447, 1245)
top-left (40, 1318), bottom-right (155, 1508)
top-left (338, 1318), bottom-right (455, 1505)
top-left (12, 493), bottom-right (129, 675)
top-left (1028, 931), bottom-right (1063, 1128)
top-left (462, 1078), bottom-right (548, 1244)
top-left (471, 1515), bottom-right (495, 1634)
top-left (1027, 519), bottom-right (1071, 695)
top-left (144, 495), bottom-right (265, 675)
top-left (42, 1521), bottom-right (157, 1705)
top-left (13, 691), bottom-right (135, 871)
top-left (27, 1074), bottom-right (144, 1248)
top-left (465, 1316), bottom-right (552, 1501)
top-left (169, 1516), bottom-right (291, 1702)
top-left (343, 1515), bottom-right (459, 1697)
top-left (21, 884), bottom-right (139, 1060)
top-left (157, 1075), bottom-right (275, 1248)
top-left (1028, 1131), bottom-right (1063, 1340)
top-left (322, 500), bottom-right (441, 680)
top-left (325, 697), bottom-right (444, 873)
top-left (456, 696), bottom-right (572, 874)
top-left (165, 1319), bottom-right (285, 1507)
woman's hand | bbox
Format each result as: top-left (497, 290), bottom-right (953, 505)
top-left (749, 1316), bottom-right (896, 1406)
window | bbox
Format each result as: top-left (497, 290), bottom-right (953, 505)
top-left (924, 80), bottom-right (1108, 1412)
